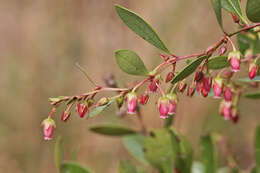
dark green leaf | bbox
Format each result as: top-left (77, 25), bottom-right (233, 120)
top-left (89, 125), bottom-right (137, 136)
top-left (211, 0), bottom-right (224, 31)
top-left (119, 160), bottom-right (138, 173)
top-left (144, 129), bottom-right (174, 173)
top-left (207, 56), bottom-right (229, 69)
top-left (254, 38), bottom-right (260, 55)
top-left (251, 167), bottom-right (257, 173)
top-left (171, 55), bottom-right (208, 84)
top-left (115, 50), bottom-right (149, 76)
top-left (61, 162), bottom-right (92, 173)
top-left (255, 125), bottom-right (260, 172)
top-left (55, 136), bottom-right (63, 173)
top-left (115, 5), bottom-right (170, 53)
top-left (246, 0), bottom-right (260, 22)
top-left (244, 92), bottom-right (260, 99)
top-left (237, 76), bottom-right (260, 83)
top-left (88, 100), bottom-right (113, 118)
top-left (237, 33), bottom-right (252, 55)
top-left (123, 134), bottom-right (148, 164)
top-left (221, 0), bottom-right (247, 24)
top-left (200, 135), bottom-right (216, 173)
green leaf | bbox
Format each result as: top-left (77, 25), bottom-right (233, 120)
top-left (246, 0), bottom-right (260, 22)
top-left (244, 92), bottom-right (260, 99)
top-left (119, 160), bottom-right (138, 173)
top-left (144, 129), bottom-right (174, 173)
top-left (115, 50), bottom-right (149, 76)
top-left (237, 76), bottom-right (260, 83)
top-left (221, 0), bottom-right (247, 24)
top-left (171, 55), bottom-right (208, 84)
top-left (200, 135), bottom-right (216, 173)
top-left (89, 125), bottom-right (137, 136)
top-left (123, 134), bottom-right (148, 164)
top-left (88, 100), bottom-right (114, 118)
top-left (255, 125), bottom-right (260, 172)
top-left (207, 56), bottom-right (229, 69)
top-left (61, 162), bottom-right (92, 173)
top-left (251, 167), bottom-right (257, 173)
top-left (210, 0), bottom-right (224, 31)
top-left (115, 5), bottom-right (170, 53)
top-left (237, 33), bottom-right (252, 55)
top-left (55, 137), bottom-right (63, 173)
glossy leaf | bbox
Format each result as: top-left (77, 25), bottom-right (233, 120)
top-left (221, 0), bottom-right (247, 24)
top-left (207, 56), bottom-right (229, 69)
top-left (123, 134), bottom-right (148, 164)
top-left (237, 76), bottom-right (260, 83)
top-left (246, 0), bottom-right (260, 22)
top-left (200, 135), bottom-right (216, 173)
top-left (115, 5), bottom-right (170, 53)
top-left (115, 50), bottom-right (149, 76)
top-left (211, 0), bottom-right (224, 31)
top-left (244, 92), bottom-right (260, 99)
top-left (55, 137), bottom-right (63, 173)
top-left (171, 55), bottom-right (208, 84)
top-left (255, 125), bottom-right (260, 172)
top-left (61, 162), bottom-right (92, 173)
top-left (144, 129), bottom-right (174, 173)
top-left (89, 125), bottom-right (137, 136)
top-left (88, 100), bottom-right (114, 118)
top-left (119, 160), bottom-right (138, 173)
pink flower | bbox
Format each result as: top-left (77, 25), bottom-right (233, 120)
top-left (42, 118), bottom-right (56, 140)
top-left (248, 61), bottom-right (258, 79)
top-left (139, 93), bottom-right (149, 105)
top-left (221, 101), bottom-right (232, 120)
top-left (148, 78), bottom-right (159, 93)
top-left (178, 80), bottom-right (187, 93)
top-left (61, 111), bottom-right (71, 122)
top-left (167, 93), bottom-right (178, 115)
top-left (213, 77), bottom-right (223, 98)
top-left (126, 92), bottom-right (138, 114)
top-left (158, 96), bottom-right (170, 119)
top-left (224, 87), bottom-right (232, 102)
top-left (228, 51), bottom-right (241, 72)
top-left (202, 77), bottom-right (212, 92)
top-left (201, 87), bottom-right (209, 97)
top-left (196, 82), bottom-right (201, 92)
top-left (77, 103), bottom-right (88, 118)
top-left (187, 86), bottom-right (195, 97)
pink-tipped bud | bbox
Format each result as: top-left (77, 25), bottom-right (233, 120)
top-left (231, 13), bottom-right (240, 23)
top-left (213, 77), bottom-right (223, 98)
top-left (139, 93), bottom-right (149, 105)
top-left (41, 118), bottom-right (56, 140)
top-left (126, 92), bottom-right (138, 114)
top-left (228, 51), bottom-right (241, 72)
top-left (77, 102), bottom-right (88, 118)
top-left (160, 54), bottom-right (169, 61)
top-left (148, 78), bottom-right (159, 93)
top-left (167, 93), bottom-right (178, 115)
top-left (224, 87), bottom-right (232, 102)
top-left (187, 86), bottom-right (195, 97)
top-left (248, 61), bottom-right (258, 79)
top-left (165, 72), bottom-right (174, 83)
top-left (219, 46), bottom-right (227, 56)
top-left (221, 101), bottom-right (232, 120)
top-left (179, 80), bottom-right (187, 93)
top-left (61, 111), bottom-right (71, 122)
top-left (158, 96), bottom-right (170, 119)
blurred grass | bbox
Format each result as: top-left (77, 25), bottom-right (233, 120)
top-left (0, 0), bottom-right (259, 172)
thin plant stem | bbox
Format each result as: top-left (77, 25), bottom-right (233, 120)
top-left (75, 62), bottom-right (98, 87)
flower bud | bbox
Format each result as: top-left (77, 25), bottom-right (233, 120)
top-left (97, 97), bottom-right (109, 106)
top-left (201, 87), bottom-right (208, 97)
top-left (139, 93), bottom-right (149, 105)
top-left (148, 78), bottom-right (160, 93)
top-left (126, 92), bottom-right (138, 114)
top-left (231, 108), bottom-right (239, 124)
top-left (187, 86), bottom-right (195, 97)
top-left (222, 70), bottom-right (233, 79)
top-left (77, 102), bottom-right (88, 118)
top-left (202, 77), bottom-right (212, 92)
top-left (228, 51), bottom-right (241, 72)
top-left (194, 71), bottom-right (203, 82)
top-left (158, 96), bottom-right (170, 119)
top-left (231, 13), bottom-right (240, 23)
top-left (165, 72), bottom-right (174, 83)
top-left (218, 46), bottom-right (227, 56)
top-left (220, 101), bottom-right (232, 120)
top-left (41, 118), bottom-right (56, 140)
top-left (116, 96), bottom-right (124, 108)
top-left (248, 61), bottom-right (258, 79)
top-left (61, 111), bottom-right (71, 122)
top-left (224, 87), bottom-right (232, 102)
top-left (167, 93), bottom-right (178, 115)
top-left (196, 82), bottom-right (201, 92)
top-left (88, 99), bottom-right (95, 107)
top-left (160, 54), bottom-right (169, 61)
top-left (213, 77), bottom-right (223, 98)
top-left (179, 80), bottom-right (187, 93)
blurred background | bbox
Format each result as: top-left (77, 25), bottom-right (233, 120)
top-left (0, 0), bottom-right (259, 172)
